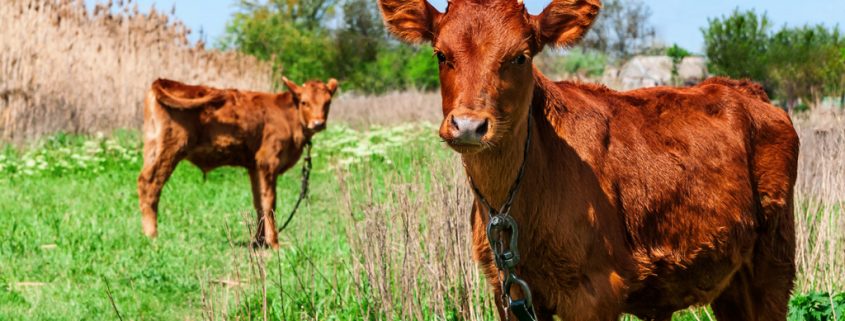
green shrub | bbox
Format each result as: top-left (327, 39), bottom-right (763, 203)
top-left (219, 0), bottom-right (441, 94)
top-left (789, 292), bottom-right (845, 321)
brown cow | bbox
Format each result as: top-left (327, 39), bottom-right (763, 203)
top-left (378, 0), bottom-right (799, 320)
top-left (138, 77), bottom-right (338, 249)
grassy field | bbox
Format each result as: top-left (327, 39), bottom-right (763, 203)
top-left (1, 121), bottom-right (843, 321)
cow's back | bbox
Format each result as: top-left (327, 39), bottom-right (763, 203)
top-left (145, 88), bottom-right (287, 171)
top-left (574, 80), bottom-right (798, 313)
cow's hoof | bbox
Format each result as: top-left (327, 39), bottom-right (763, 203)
top-left (250, 239), bottom-right (268, 249)
top-left (142, 218), bottom-right (158, 238)
top-left (143, 228), bottom-right (158, 238)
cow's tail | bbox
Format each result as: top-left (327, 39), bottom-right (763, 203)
top-left (701, 77), bottom-right (770, 103)
top-left (151, 78), bottom-right (226, 109)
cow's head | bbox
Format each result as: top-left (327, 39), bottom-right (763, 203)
top-left (378, 0), bottom-right (600, 153)
top-left (283, 77), bottom-right (339, 132)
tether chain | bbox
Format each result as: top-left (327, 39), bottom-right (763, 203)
top-left (467, 112), bottom-right (536, 321)
top-left (278, 140), bottom-right (312, 232)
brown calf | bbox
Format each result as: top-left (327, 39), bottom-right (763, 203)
top-left (138, 77), bottom-right (338, 249)
top-left (379, 0), bottom-right (799, 320)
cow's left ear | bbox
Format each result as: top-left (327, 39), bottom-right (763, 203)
top-left (530, 0), bottom-right (601, 48)
top-left (282, 76), bottom-right (301, 97)
top-left (326, 78), bottom-right (339, 94)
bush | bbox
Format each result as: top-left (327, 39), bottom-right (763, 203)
top-left (789, 292), bottom-right (845, 321)
top-left (702, 9), bottom-right (845, 109)
top-left (219, 0), bottom-right (440, 94)
top-left (539, 49), bottom-right (607, 79)
top-left (702, 9), bottom-right (772, 83)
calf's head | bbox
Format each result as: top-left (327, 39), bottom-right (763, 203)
top-left (378, 0), bottom-right (600, 153)
top-left (283, 77), bottom-right (339, 132)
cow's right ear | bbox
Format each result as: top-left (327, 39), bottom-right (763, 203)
top-left (282, 76), bottom-right (301, 98)
top-left (378, 0), bottom-right (443, 44)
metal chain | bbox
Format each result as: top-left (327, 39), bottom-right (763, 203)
top-left (278, 140), bottom-right (312, 232)
top-left (467, 112), bottom-right (537, 321)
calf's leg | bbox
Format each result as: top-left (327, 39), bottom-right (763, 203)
top-left (248, 168), bottom-right (268, 245)
top-left (137, 139), bottom-right (184, 238)
top-left (253, 158), bottom-right (280, 249)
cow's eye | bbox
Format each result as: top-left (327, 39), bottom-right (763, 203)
top-left (511, 54), bottom-right (528, 65)
top-left (435, 52), bottom-right (447, 64)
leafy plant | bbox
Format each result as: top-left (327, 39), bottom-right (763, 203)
top-left (788, 292), bottom-right (845, 321)
top-left (702, 8), bottom-right (772, 83)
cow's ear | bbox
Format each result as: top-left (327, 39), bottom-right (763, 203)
top-left (530, 0), bottom-right (601, 48)
top-left (282, 76), bottom-right (301, 97)
top-left (326, 78), bottom-right (339, 94)
top-left (378, 0), bottom-right (443, 43)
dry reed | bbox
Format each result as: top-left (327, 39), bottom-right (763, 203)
top-left (0, 0), bottom-right (273, 142)
top-left (337, 156), bottom-right (495, 320)
top-left (331, 90), bottom-right (443, 129)
top-left (792, 110), bottom-right (845, 293)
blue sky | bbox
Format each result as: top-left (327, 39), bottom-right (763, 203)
top-left (90, 0), bottom-right (844, 53)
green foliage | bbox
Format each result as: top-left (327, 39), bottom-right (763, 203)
top-left (564, 50), bottom-right (608, 77)
top-left (219, 0), bottom-right (440, 94)
top-left (768, 25), bottom-right (845, 107)
top-left (702, 9), bottom-right (772, 82)
top-left (666, 44), bottom-right (691, 65)
top-left (218, 1), bottom-right (338, 84)
top-left (789, 292), bottom-right (845, 321)
top-left (666, 44), bottom-right (691, 85)
top-left (702, 9), bottom-right (845, 109)
top-left (540, 49), bottom-right (607, 78)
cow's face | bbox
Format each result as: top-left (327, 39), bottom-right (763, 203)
top-left (377, 0), bottom-right (600, 154)
top-left (283, 77), bottom-right (339, 132)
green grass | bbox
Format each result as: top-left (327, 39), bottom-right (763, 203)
top-left (0, 125), bottom-right (842, 320)
top-left (0, 125), bottom-right (447, 320)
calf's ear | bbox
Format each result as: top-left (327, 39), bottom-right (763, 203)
top-left (378, 0), bottom-right (443, 43)
top-left (531, 0), bottom-right (601, 48)
top-left (326, 78), bottom-right (339, 94)
top-left (282, 76), bottom-right (301, 97)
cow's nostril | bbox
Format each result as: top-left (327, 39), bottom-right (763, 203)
top-left (475, 119), bottom-right (489, 137)
top-left (450, 115), bottom-right (459, 130)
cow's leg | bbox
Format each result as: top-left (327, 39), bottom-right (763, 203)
top-left (253, 156), bottom-right (280, 249)
top-left (553, 273), bottom-right (624, 321)
top-left (711, 266), bottom-right (755, 321)
top-left (744, 205), bottom-right (794, 321)
top-left (714, 140), bottom-right (797, 321)
top-left (137, 137), bottom-right (184, 238)
top-left (729, 111), bottom-right (797, 321)
top-left (712, 214), bottom-right (794, 321)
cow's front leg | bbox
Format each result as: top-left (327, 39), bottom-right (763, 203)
top-left (253, 158), bottom-right (280, 249)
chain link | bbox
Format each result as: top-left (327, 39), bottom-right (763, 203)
top-left (467, 113), bottom-right (537, 321)
top-left (278, 140), bottom-right (312, 232)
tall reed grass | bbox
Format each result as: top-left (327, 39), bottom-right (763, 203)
top-left (792, 111), bottom-right (845, 293)
top-left (0, 0), bottom-right (273, 142)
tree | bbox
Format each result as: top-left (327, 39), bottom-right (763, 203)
top-left (335, 0), bottom-right (383, 79)
top-left (580, 0), bottom-right (657, 61)
top-left (702, 9), bottom-right (771, 85)
top-left (666, 44), bottom-right (690, 85)
top-left (218, 0), bottom-right (339, 84)
top-left (219, 0), bottom-right (440, 93)
top-left (702, 9), bottom-right (845, 110)
top-left (768, 25), bottom-right (844, 109)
